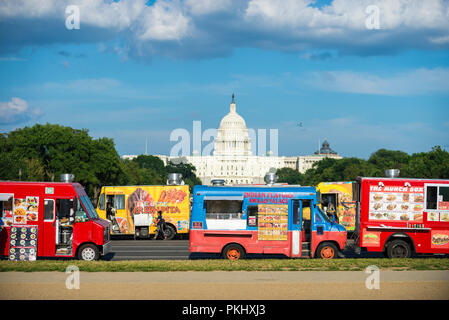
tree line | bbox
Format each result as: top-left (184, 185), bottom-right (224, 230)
top-left (0, 124), bottom-right (201, 202)
top-left (276, 147), bottom-right (449, 186)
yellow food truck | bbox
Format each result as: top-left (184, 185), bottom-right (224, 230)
top-left (316, 181), bottom-right (356, 232)
top-left (96, 184), bottom-right (190, 239)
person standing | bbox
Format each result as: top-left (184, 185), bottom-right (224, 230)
top-left (154, 211), bottom-right (167, 240)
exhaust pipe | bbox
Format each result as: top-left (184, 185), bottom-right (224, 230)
top-left (264, 173), bottom-right (278, 186)
top-left (167, 173), bottom-right (183, 185)
top-left (60, 174), bottom-right (75, 183)
top-left (385, 169), bottom-right (400, 178)
top-left (211, 179), bottom-right (225, 186)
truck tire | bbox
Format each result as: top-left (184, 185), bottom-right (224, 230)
top-left (139, 227), bottom-right (149, 239)
top-left (78, 244), bottom-right (100, 261)
top-left (222, 244), bottom-right (246, 261)
top-left (163, 225), bottom-right (176, 240)
top-left (386, 239), bottom-right (412, 258)
top-left (316, 242), bottom-right (339, 259)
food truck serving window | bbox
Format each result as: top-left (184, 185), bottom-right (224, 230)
top-left (205, 199), bottom-right (243, 220)
top-left (114, 195), bottom-right (125, 210)
top-left (0, 194), bottom-right (13, 226)
top-left (426, 185), bottom-right (449, 211)
top-left (247, 205), bottom-right (258, 226)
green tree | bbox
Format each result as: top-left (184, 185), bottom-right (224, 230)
top-left (133, 155), bottom-right (166, 175)
top-left (166, 160), bottom-right (202, 191)
top-left (403, 146), bottom-right (449, 179)
top-left (368, 149), bottom-right (410, 174)
top-left (276, 167), bottom-right (303, 185)
top-left (0, 124), bottom-right (125, 199)
top-left (301, 157), bottom-right (378, 185)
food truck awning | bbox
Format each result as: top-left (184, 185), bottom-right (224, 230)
top-left (204, 195), bottom-right (244, 201)
top-left (0, 193), bottom-right (14, 201)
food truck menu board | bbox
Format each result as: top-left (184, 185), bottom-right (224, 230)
top-left (369, 186), bottom-right (424, 221)
top-left (13, 197), bottom-right (39, 225)
top-left (258, 204), bottom-right (288, 241)
top-left (8, 225), bottom-right (38, 261)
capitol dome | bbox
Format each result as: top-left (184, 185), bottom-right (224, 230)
top-left (213, 94), bottom-right (252, 156)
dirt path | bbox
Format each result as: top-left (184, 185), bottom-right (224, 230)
top-left (1, 271), bottom-right (448, 300)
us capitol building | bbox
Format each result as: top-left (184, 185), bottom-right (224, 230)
top-left (123, 95), bottom-right (342, 185)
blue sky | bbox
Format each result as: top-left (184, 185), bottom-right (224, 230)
top-left (0, 0), bottom-right (448, 159)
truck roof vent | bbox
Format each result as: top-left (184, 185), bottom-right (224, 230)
top-left (60, 174), bottom-right (74, 183)
top-left (385, 169), bottom-right (400, 178)
top-left (167, 173), bottom-right (183, 185)
top-left (264, 173), bottom-right (278, 185)
top-left (211, 179), bottom-right (225, 186)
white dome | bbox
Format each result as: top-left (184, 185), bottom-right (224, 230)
top-left (219, 111), bottom-right (247, 130)
top-left (214, 95), bottom-right (252, 156)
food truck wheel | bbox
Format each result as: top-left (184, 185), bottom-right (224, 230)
top-left (163, 225), bottom-right (176, 240)
top-left (386, 240), bottom-right (411, 258)
top-left (316, 242), bottom-right (338, 259)
top-left (223, 244), bottom-right (245, 261)
top-left (78, 244), bottom-right (100, 261)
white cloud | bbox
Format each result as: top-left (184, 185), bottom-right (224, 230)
top-left (0, 97), bottom-right (41, 124)
top-left (136, 1), bottom-right (192, 41)
top-left (0, 0), bottom-right (448, 58)
top-left (185, 0), bottom-right (234, 16)
top-left (305, 68), bottom-right (449, 95)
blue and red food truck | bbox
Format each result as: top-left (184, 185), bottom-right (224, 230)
top-left (189, 185), bottom-right (347, 260)
top-left (0, 181), bottom-right (111, 261)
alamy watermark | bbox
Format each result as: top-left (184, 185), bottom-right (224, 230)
top-left (65, 5), bottom-right (80, 30)
top-left (365, 265), bottom-right (380, 290)
top-left (365, 5), bottom-right (380, 30)
top-left (65, 265), bottom-right (80, 290)
top-left (169, 121), bottom-right (278, 157)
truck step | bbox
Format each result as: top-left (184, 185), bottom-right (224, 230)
top-left (302, 242), bottom-right (310, 250)
top-left (300, 249), bottom-right (311, 258)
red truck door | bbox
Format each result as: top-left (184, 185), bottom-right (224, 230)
top-left (42, 199), bottom-right (56, 256)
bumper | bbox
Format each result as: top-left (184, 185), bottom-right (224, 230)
top-left (101, 241), bottom-right (112, 256)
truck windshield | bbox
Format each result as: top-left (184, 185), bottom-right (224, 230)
top-left (317, 207), bottom-right (331, 223)
top-left (79, 195), bottom-right (99, 219)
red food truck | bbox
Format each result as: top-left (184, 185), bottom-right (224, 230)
top-left (0, 180), bottom-right (111, 261)
top-left (189, 185), bottom-right (347, 260)
top-left (354, 175), bottom-right (449, 258)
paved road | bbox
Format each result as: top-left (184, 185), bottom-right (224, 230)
top-left (105, 238), bottom-right (389, 261)
top-left (105, 238), bottom-right (191, 261)
top-left (1, 271), bottom-right (448, 299)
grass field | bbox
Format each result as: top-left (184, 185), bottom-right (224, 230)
top-left (0, 258), bottom-right (448, 272)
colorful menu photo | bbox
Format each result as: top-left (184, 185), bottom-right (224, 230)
top-left (258, 204), bottom-right (288, 241)
top-left (369, 186), bottom-right (424, 222)
top-left (13, 198), bottom-right (27, 224)
top-left (12, 196), bottom-right (39, 224)
top-left (25, 196), bottom-right (39, 222)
